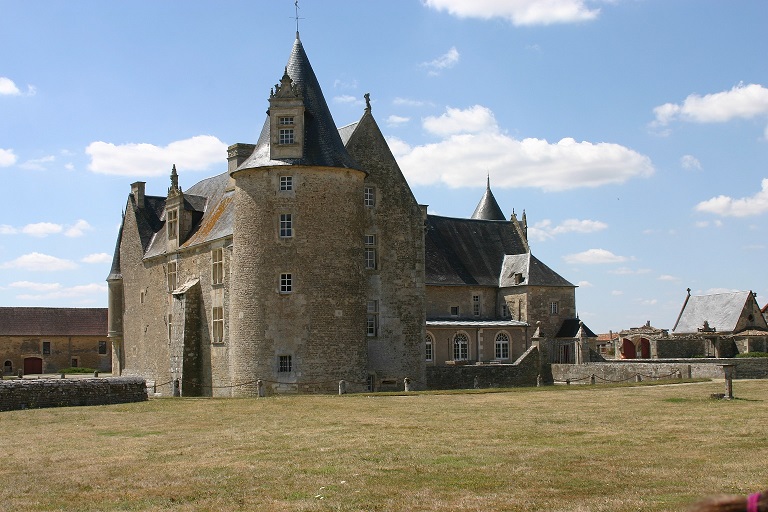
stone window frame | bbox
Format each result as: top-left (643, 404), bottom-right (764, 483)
top-left (71, 357), bottom-right (79, 368)
top-left (167, 261), bottom-right (178, 292)
top-left (364, 186), bottom-right (375, 207)
top-left (501, 302), bottom-right (509, 318)
top-left (450, 306), bottom-right (459, 317)
top-left (278, 355), bottom-right (292, 373)
top-left (472, 294), bottom-right (481, 317)
top-left (280, 273), bottom-right (293, 294)
top-left (278, 117), bottom-right (295, 145)
top-left (212, 306), bottom-right (224, 344)
top-left (364, 234), bottom-right (377, 270)
top-left (166, 208), bottom-right (178, 240)
top-left (279, 213), bottom-right (293, 238)
top-left (367, 300), bottom-right (379, 337)
top-left (42, 340), bottom-right (51, 355)
top-left (550, 301), bottom-right (559, 315)
top-left (495, 332), bottom-right (510, 360)
top-left (98, 340), bottom-right (107, 355)
top-left (453, 332), bottom-right (469, 361)
top-left (279, 175), bottom-right (293, 191)
top-left (211, 248), bottom-right (224, 285)
top-left (425, 333), bottom-right (434, 362)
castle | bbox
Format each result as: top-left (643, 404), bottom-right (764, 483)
top-left (107, 33), bottom-right (582, 396)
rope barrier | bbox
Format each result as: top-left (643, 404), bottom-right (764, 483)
top-left (554, 369), bottom-right (684, 385)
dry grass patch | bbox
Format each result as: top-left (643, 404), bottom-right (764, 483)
top-left (1, 380), bottom-right (766, 511)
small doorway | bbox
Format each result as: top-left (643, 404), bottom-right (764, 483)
top-left (23, 357), bottom-right (43, 374)
top-left (639, 338), bottom-right (651, 359)
top-left (3, 360), bottom-right (12, 374)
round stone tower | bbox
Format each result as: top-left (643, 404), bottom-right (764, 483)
top-left (228, 34), bottom-right (368, 395)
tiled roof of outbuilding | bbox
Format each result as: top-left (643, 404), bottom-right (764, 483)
top-left (672, 290), bottom-right (765, 333)
top-left (0, 307), bottom-right (107, 337)
top-left (499, 253), bottom-right (575, 288)
top-left (425, 215), bottom-right (527, 286)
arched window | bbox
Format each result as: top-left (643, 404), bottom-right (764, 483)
top-left (495, 333), bottom-right (510, 360)
top-left (425, 334), bottom-right (434, 362)
top-left (453, 333), bottom-right (469, 361)
top-left (3, 360), bottom-right (12, 374)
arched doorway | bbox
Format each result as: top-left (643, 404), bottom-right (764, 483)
top-left (3, 360), bottom-right (12, 374)
top-left (622, 339), bottom-right (636, 359)
top-left (23, 357), bottom-right (42, 374)
top-left (639, 338), bottom-right (651, 359)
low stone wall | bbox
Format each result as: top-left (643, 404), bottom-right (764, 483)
top-left (552, 358), bottom-right (768, 384)
top-left (427, 346), bottom-right (541, 390)
top-left (0, 377), bottom-right (147, 412)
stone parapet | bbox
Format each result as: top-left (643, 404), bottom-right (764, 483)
top-left (0, 377), bottom-right (147, 412)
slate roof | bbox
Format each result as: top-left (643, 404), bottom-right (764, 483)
top-left (237, 34), bottom-right (359, 171)
top-left (499, 253), bottom-right (575, 288)
top-left (471, 178), bottom-right (506, 221)
top-left (425, 215), bottom-right (528, 286)
top-left (672, 290), bottom-right (760, 333)
top-left (0, 307), bottom-right (107, 337)
top-left (556, 318), bottom-right (597, 338)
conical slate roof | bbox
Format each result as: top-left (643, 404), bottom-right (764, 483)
top-left (471, 177), bottom-right (505, 220)
top-left (237, 34), bottom-right (359, 170)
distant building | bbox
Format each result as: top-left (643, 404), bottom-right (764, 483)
top-left (0, 307), bottom-right (110, 375)
top-left (673, 289), bottom-right (767, 335)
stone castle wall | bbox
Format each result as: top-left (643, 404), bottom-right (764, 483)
top-left (0, 377), bottom-right (147, 412)
top-left (426, 345), bottom-right (541, 389)
top-left (552, 358), bottom-right (768, 383)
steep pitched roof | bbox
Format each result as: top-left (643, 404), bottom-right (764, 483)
top-left (672, 290), bottom-right (765, 333)
top-left (0, 307), bottom-right (107, 337)
top-left (471, 177), bottom-right (506, 221)
top-left (499, 252), bottom-right (575, 288)
top-left (556, 318), bottom-right (597, 338)
top-left (425, 215), bottom-right (527, 286)
top-left (237, 35), bottom-right (358, 170)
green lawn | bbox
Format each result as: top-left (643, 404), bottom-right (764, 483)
top-left (1, 379), bottom-right (766, 511)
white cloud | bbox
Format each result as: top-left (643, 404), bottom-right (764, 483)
top-left (423, 105), bottom-right (496, 136)
top-left (658, 275), bottom-right (679, 282)
top-left (333, 94), bottom-right (361, 105)
top-left (19, 155), bottom-right (55, 171)
top-left (393, 97), bottom-right (429, 107)
top-left (0, 225), bottom-right (17, 235)
top-left (577, 280), bottom-right (593, 288)
top-left (424, 0), bottom-right (600, 26)
top-left (0, 77), bottom-right (35, 96)
top-left (81, 253), bottom-right (112, 264)
top-left (86, 135), bottom-right (228, 177)
top-left (14, 282), bottom-right (106, 301)
top-left (638, 298), bottom-right (658, 306)
top-left (398, 106), bottom-right (654, 191)
top-left (333, 78), bottom-right (358, 90)
top-left (695, 178), bottom-right (768, 217)
top-left (0, 148), bottom-right (17, 167)
top-left (528, 218), bottom-right (607, 241)
top-left (563, 248), bottom-right (628, 265)
top-left (608, 267), bottom-right (651, 275)
top-left (652, 83), bottom-right (768, 127)
top-left (680, 155), bottom-right (701, 171)
top-left (65, 219), bottom-right (92, 237)
top-left (9, 281), bottom-right (62, 292)
top-left (1, 252), bottom-right (77, 271)
top-left (611, 290), bottom-right (624, 296)
top-left (386, 115), bottom-right (411, 127)
top-left (421, 47), bottom-right (460, 75)
top-left (385, 136), bottom-right (414, 159)
top-left (21, 222), bottom-right (63, 237)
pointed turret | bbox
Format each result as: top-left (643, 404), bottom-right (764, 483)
top-left (471, 175), bottom-right (505, 220)
top-left (235, 34), bottom-right (359, 172)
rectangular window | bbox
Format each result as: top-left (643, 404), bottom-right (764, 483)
top-left (364, 186), bottom-right (375, 207)
top-left (280, 273), bottom-right (292, 293)
top-left (98, 341), bottom-right (107, 355)
top-left (279, 213), bottom-right (293, 238)
top-left (212, 248), bottom-right (224, 285)
top-left (450, 306), bottom-right (459, 317)
top-left (364, 234), bottom-right (377, 270)
top-left (279, 128), bottom-right (294, 145)
top-left (167, 208), bottom-right (178, 240)
top-left (71, 358), bottom-right (79, 368)
top-left (168, 261), bottom-right (177, 291)
top-left (279, 116), bottom-right (294, 125)
top-left (472, 295), bottom-right (480, 317)
top-left (501, 303), bottom-right (509, 318)
top-left (550, 301), bottom-right (559, 315)
top-left (279, 175), bottom-right (293, 191)
top-left (168, 314), bottom-right (173, 340)
top-left (212, 307), bottom-right (224, 343)
top-left (278, 355), bottom-right (292, 373)
top-left (425, 339), bottom-right (433, 362)
top-left (42, 341), bottom-right (51, 355)
top-left (367, 300), bottom-right (379, 337)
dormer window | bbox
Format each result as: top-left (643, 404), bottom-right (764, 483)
top-left (269, 69), bottom-right (305, 160)
top-left (167, 209), bottom-right (178, 240)
top-left (278, 117), bottom-right (295, 145)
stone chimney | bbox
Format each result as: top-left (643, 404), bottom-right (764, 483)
top-left (131, 182), bottom-right (146, 209)
top-left (227, 143), bottom-right (256, 173)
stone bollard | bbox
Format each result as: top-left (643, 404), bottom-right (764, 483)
top-left (256, 379), bottom-right (265, 398)
top-left (536, 374), bottom-right (542, 387)
top-left (635, 374), bottom-right (642, 383)
top-left (173, 379), bottom-right (180, 397)
top-left (338, 380), bottom-right (347, 395)
top-left (590, 374), bottom-right (596, 385)
top-left (566, 379), bottom-right (571, 386)
top-left (93, 371), bottom-right (99, 378)
top-left (676, 370), bottom-right (682, 380)
top-left (17, 369), bottom-right (23, 379)
top-left (721, 364), bottom-right (735, 400)
top-left (60, 372), bottom-right (66, 379)
top-left (404, 377), bottom-right (412, 392)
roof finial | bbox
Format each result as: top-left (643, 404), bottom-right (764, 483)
top-left (486, 172), bottom-right (491, 190)
top-left (364, 93), bottom-right (371, 112)
top-left (293, 0), bottom-right (304, 38)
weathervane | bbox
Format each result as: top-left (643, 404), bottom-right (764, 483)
top-left (293, 0), bottom-right (305, 34)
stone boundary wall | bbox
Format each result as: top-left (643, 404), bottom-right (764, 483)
top-left (0, 377), bottom-right (147, 412)
top-left (552, 358), bottom-right (768, 384)
top-left (426, 346), bottom-right (541, 390)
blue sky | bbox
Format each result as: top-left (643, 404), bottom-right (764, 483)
top-left (1, 0), bottom-right (767, 334)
